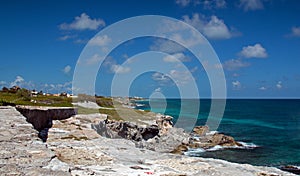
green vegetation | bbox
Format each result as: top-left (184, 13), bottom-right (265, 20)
top-left (0, 90), bottom-right (73, 107)
top-left (0, 87), bottom-right (156, 124)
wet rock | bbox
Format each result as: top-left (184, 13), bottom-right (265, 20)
top-left (280, 165), bottom-right (300, 175)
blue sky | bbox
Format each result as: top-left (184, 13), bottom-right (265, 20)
top-left (0, 0), bottom-right (300, 98)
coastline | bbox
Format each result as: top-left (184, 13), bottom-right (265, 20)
top-left (0, 105), bottom-right (296, 175)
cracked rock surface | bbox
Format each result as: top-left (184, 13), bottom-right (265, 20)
top-left (0, 106), bottom-right (296, 176)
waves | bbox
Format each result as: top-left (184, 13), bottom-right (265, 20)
top-left (184, 141), bottom-right (259, 156)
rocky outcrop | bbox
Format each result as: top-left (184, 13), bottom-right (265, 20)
top-left (16, 105), bottom-right (77, 130)
top-left (15, 105), bottom-right (77, 142)
top-left (0, 106), bottom-right (67, 175)
top-left (91, 119), bottom-right (159, 141)
top-left (91, 115), bottom-right (240, 154)
top-left (0, 106), bottom-right (296, 176)
top-left (156, 114), bottom-right (173, 135)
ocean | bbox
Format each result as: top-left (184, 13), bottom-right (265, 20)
top-left (135, 99), bottom-right (300, 168)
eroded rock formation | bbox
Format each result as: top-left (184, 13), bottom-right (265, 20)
top-left (16, 105), bottom-right (77, 142)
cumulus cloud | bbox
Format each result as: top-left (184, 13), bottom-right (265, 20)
top-left (222, 59), bottom-right (250, 71)
top-left (239, 0), bottom-right (264, 11)
top-left (59, 13), bottom-right (105, 30)
top-left (183, 13), bottom-right (235, 40)
top-left (259, 86), bottom-right (267, 90)
top-left (89, 35), bottom-right (111, 46)
top-left (10, 76), bottom-right (25, 87)
top-left (85, 54), bottom-right (104, 65)
top-left (169, 69), bottom-right (195, 85)
top-left (287, 27), bottom-right (300, 37)
top-left (162, 53), bottom-right (189, 63)
top-left (240, 43), bottom-right (268, 58)
top-left (152, 72), bottom-right (171, 82)
top-left (63, 65), bottom-right (71, 74)
top-left (58, 35), bottom-right (76, 41)
top-left (154, 87), bottom-right (162, 92)
top-left (176, 0), bottom-right (226, 9)
top-left (276, 81), bottom-right (282, 89)
top-left (110, 64), bottom-right (131, 74)
top-left (175, 0), bottom-right (191, 7)
top-left (232, 80), bottom-right (242, 90)
top-left (0, 81), bottom-right (7, 87)
top-left (150, 39), bottom-right (186, 54)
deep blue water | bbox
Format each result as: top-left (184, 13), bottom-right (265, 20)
top-left (136, 99), bottom-right (300, 167)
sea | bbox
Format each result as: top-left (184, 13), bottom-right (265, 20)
top-left (135, 99), bottom-right (300, 168)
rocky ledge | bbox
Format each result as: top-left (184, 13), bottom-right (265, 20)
top-left (16, 105), bottom-right (77, 142)
top-left (0, 106), bottom-right (296, 176)
top-left (92, 114), bottom-right (246, 154)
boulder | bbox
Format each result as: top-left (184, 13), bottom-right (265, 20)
top-left (139, 127), bottom-right (190, 153)
top-left (193, 125), bottom-right (209, 136)
top-left (92, 119), bottom-right (159, 141)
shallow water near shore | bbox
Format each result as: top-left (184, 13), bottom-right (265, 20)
top-left (135, 99), bottom-right (300, 168)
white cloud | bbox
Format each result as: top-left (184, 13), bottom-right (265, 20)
top-left (176, 0), bottom-right (226, 9)
top-left (276, 81), bottom-right (282, 89)
top-left (0, 81), bottom-right (7, 87)
top-left (150, 39), bottom-right (186, 54)
top-left (259, 86), bottom-right (267, 90)
top-left (240, 43), bottom-right (268, 58)
top-left (63, 65), bottom-right (71, 74)
top-left (154, 87), bottom-right (162, 92)
top-left (152, 72), bottom-right (171, 82)
top-left (163, 53), bottom-right (189, 63)
top-left (58, 35), bottom-right (76, 41)
top-left (85, 54), bottom-right (104, 65)
top-left (289, 27), bottom-right (300, 37)
top-left (169, 69), bottom-right (194, 85)
top-left (223, 59), bottom-right (250, 71)
top-left (42, 81), bottom-right (72, 93)
top-left (10, 76), bottom-right (25, 87)
top-left (239, 0), bottom-right (264, 11)
top-left (183, 13), bottom-right (234, 39)
top-left (232, 80), bottom-right (241, 90)
top-left (175, 0), bottom-right (191, 7)
top-left (59, 13), bottom-right (105, 30)
top-left (110, 64), bottom-right (131, 74)
top-left (89, 35), bottom-right (111, 46)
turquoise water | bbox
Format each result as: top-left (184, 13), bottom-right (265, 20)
top-left (136, 99), bottom-right (300, 167)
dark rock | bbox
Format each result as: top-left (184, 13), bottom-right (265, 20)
top-left (280, 165), bottom-right (300, 175)
top-left (92, 119), bottom-right (159, 142)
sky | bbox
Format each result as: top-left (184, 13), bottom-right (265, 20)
top-left (0, 0), bottom-right (300, 98)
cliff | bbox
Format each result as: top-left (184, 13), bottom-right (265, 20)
top-left (0, 106), bottom-right (295, 176)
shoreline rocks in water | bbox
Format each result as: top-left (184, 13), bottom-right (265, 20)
top-left (92, 114), bottom-right (247, 155)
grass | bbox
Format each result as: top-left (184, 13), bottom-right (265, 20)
top-left (0, 91), bottom-right (73, 107)
top-left (0, 91), bottom-right (156, 124)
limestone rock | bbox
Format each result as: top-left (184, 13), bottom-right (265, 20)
top-left (156, 114), bottom-right (173, 135)
top-left (193, 125), bottom-right (209, 136)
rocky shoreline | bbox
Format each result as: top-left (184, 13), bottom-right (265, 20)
top-left (0, 106), bottom-right (296, 175)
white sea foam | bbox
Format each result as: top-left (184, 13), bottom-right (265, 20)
top-left (206, 131), bottom-right (218, 135)
top-left (183, 148), bottom-right (205, 156)
top-left (184, 141), bottom-right (259, 156)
